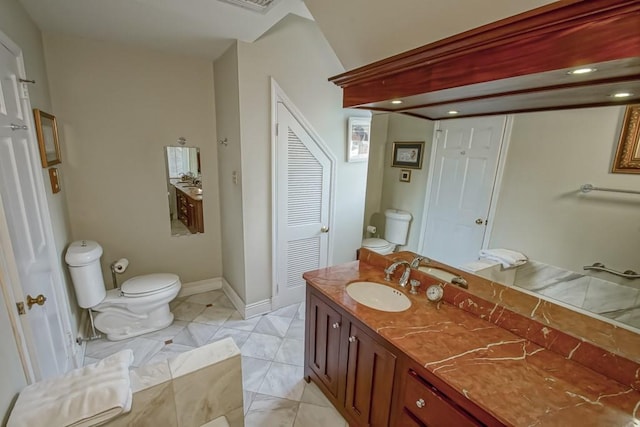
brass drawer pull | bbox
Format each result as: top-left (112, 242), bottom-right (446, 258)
top-left (416, 398), bottom-right (425, 409)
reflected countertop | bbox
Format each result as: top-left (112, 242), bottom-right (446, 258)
top-left (170, 178), bottom-right (203, 201)
top-left (303, 249), bottom-right (640, 426)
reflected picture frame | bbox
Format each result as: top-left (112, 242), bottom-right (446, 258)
top-left (399, 169), bottom-right (411, 182)
top-left (33, 109), bottom-right (61, 168)
top-left (612, 104), bottom-right (640, 174)
top-left (392, 141), bottom-right (424, 169)
top-left (347, 117), bottom-right (371, 162)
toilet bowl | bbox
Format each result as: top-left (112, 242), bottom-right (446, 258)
top-left (65, 240), bottom-right (182, 341)
top-left (362, 209), bottom-right (412, 254)
top-left (361, 238), bottom-right (396, 255)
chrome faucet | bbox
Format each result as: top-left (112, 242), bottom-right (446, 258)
top-left (409, 256), bottom-right (430, 268)
top-left (384, 260), bottom-right (411, 287)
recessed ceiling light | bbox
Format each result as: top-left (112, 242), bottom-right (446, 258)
top-left (448, 110), bottom-right (459, 115)
top-left (391, 100), bottom-right (403, 105)
top-left (612, 92), bottom-right (633, 98)
top-left (568, 67), bottom-right (596, 75)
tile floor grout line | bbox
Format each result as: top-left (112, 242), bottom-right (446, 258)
top-left (84, 290), bottom-right (345, 426)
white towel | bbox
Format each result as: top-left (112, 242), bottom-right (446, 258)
top-left (479, 248), bottom-right (528, 268)
top-left (7, 349), bottom-right (134, 427)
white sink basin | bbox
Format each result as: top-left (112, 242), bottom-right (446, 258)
top-left (346, 282), bottom-right (411, 312)
top-left (417, 266), bottom-right (458, 283)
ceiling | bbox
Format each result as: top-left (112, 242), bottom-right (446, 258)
top-left (18, 0), bottom-right (557, 66)
top-left (18, 0), bottom-right (313, 60)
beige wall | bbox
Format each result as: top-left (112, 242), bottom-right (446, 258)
top-left (214, 44), bottom-right (246, 301)
top-left (490, 106), bottom-right (638, 284)
top-left (376, 114), bottom-right (434, 252)
top-left (363, 113), bottom-right (389, 233)
top-left (236, 15), bottom-right (369, 304)
top-left (43, 34), bottom-right (222, 284)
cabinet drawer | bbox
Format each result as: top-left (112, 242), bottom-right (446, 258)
top-left (403, 371), bottom-right (480, 427)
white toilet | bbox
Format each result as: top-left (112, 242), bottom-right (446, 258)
top-left (65, 240), bottom-right (182, 341)
top-left (362, 209), bottom-right (412, 255)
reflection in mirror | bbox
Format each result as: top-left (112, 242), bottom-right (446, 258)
top-left (364, 106), bottom-right (640, 332)
top-left (165, 146), bottom-right (204, 236)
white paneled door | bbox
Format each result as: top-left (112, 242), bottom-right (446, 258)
top-left (274, 101), bottom-right (333, 308)
top-left (421, 116), bottom-right (506, 267)
top-left (0, 37), bottom-right (73, 379)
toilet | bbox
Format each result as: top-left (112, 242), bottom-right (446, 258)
top-left (65, 240), bottom-right (181, 341)
top-left (362, 209), bottom-right (412, 255)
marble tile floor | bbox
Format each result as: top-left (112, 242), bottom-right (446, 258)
top-left (84, 290), bottom-right (348, 427)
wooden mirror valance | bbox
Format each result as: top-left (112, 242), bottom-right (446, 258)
top-left (329, 0), bottom-right (640, 120)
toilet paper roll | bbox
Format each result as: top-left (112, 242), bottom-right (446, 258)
top-left (366, 225), bottom-right (377, 234)
top-left (113, 258), bottom-right (129, 274)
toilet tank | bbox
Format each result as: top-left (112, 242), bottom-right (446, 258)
top-left (65, 240), bottom-right (106, 309)
top-left (384, 209), bottom-right (412, 245)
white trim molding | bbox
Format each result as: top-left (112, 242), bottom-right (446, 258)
top-left (177, 277), bottom-right (222, 298)
top-left (221, 278), bottom-right (271, 319)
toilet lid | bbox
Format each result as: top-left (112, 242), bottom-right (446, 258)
top-left (362, 238), bottom-right (392, 249)
top-left (121, 273), bottom-right (180, 297)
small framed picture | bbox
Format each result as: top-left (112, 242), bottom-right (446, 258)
top-left (347, 117), bottom-right (371, 162)
top-left (392, 141), bottom-right (424, 169)
top-left (400, 169), bottom-right (411, 182)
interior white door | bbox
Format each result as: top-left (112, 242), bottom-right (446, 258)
top-left (0, 39), bottom-right (72, 379)
top-left (421, 116), bottom-right (506, 267)
top-left (274, 102), bottom-right (331, 308)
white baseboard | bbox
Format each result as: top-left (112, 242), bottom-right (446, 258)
top-left (221, 278), bottom-right (271, 319)
top-left (245, 299), bottom-right (272, 319)
top-left (178, 277), bottom-right (222, 297)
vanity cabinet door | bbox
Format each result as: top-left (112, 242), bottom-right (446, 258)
top-left (344, 323), bottom-right (396, 427)
top-left (307, 294), bottom-right (343, 400)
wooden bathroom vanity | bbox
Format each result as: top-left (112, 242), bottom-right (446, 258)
top-left (303, 249), bottom-right (640, 426)
top-left (175, 186), bottom-right (204, 234)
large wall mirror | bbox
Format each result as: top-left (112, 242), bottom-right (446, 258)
top-left (165, 146), bottom-right (204, 236)
top-left (364, 106), bottom-right (640, 333)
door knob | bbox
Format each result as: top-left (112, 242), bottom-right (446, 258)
top-left (475, 218), bottom-right (484, 225)
top-left (320, 226), bottom-right (329, 233)
top-left (26, 294), bottom-right (47, 309)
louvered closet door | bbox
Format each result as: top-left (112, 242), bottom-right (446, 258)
top-left (275, 102), bottom-right (331, 308)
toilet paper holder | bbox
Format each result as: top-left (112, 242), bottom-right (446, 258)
top-left (110, 258), bottom-right (129, 288)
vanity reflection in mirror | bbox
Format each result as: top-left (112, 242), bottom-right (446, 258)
top-left (364, 106), bottom-right (640, 331)
top-left (165, 145), bottom-right (204, 236)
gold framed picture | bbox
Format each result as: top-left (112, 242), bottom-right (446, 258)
top-left (33, 109), bottom-right (61, 168)
top-left (612, 104), bottom-right (640, 174)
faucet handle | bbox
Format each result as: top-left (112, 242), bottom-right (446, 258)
top-left (409, 279), bottom-right (421, 295)
top-left (410, 256), bottom-right (428, 268)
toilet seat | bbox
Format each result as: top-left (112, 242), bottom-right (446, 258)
top-left (362, 238), bottom-right (396, 255)
top-left (121, 273), bottom-right (180, 297)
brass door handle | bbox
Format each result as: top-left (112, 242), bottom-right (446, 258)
top-left (26, 294), bottom-right (46, 309)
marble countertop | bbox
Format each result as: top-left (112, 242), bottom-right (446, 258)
top-left (170, 179), bottom-right (203, 201)
top-left (303, 258), bottom-right (640, 426)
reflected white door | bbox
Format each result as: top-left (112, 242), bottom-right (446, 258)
top-left (0, 39), bottom-right (72, 379)
top-left (274, 102), bottom-right (332, 308)
top-left (421, 116), bottom-right (506, 267)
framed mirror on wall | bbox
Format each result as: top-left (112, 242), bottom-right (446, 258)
top-left (164, 146), bottom-right (204, 236)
